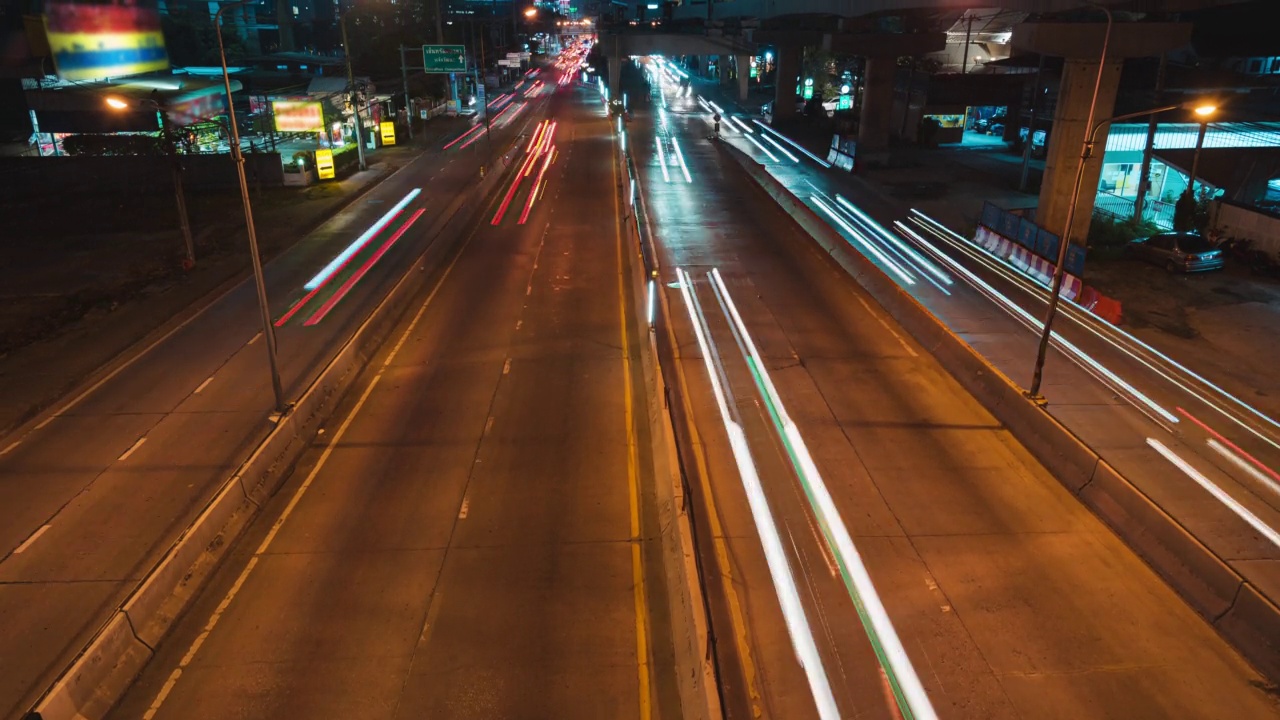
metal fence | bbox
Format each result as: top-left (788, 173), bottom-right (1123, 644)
top-left (1093, 190), bottom-right (1175, 229)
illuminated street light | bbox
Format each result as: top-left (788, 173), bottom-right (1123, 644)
top-left (216, 0), bottom-right (287, 414)
top-left (104, 94), bottom-right (195, 269)
top-left (1028, 95), bottom-right (1218, 398)
top-left (524, 7), bottom-right (537, 17)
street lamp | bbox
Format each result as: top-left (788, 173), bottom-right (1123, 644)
top-left (215, 0), bottom-right (287, 414)
top-left (340, 10), bottom-right (369, 172)
top-left (105, 94), bottom-right (196, 269)
top-left (523, 7), bottom-right (537, 18)
top-left (1186, 103), bottom-right (1215, 203)
top-left (1027, 97), bottom-right (1217, 398)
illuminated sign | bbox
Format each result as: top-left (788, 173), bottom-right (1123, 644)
top-left (422, 44), bottom-right (466, 73)
top-left (380, 121), bottom-right (396, 145)
top-left (44, 1), bottom-right (169, 81)
top-left (315, 148), bottom-right (335, 180)
top-left (272, 101), bottom-right (323, 132)
top-left (802, 77), bottom-right (814, 100)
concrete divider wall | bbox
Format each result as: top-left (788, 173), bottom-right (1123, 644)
top-left (615, 139), bottom-right (723, 720)
top-left (717, 141), bottom-right (1280, 683)
top-left (25, 145), bottom-right (524, 720)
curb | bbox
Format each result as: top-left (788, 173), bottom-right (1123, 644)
top-left (21, 139), bottom-right (525, 720)
top-left (616, 132), bottom-right (724, 719)
top-left (717, 141), bottom-right (1280, 683)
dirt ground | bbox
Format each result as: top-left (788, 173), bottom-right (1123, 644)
top-left (0, 170), bottom-right (387, 357)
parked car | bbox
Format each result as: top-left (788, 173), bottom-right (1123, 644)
top-left (1127, 232), bottom-right (1224, 272)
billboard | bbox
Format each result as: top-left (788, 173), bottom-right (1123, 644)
top-left (272, 101), bottom-right (323, 132)
top-left (43, 1), bottom-right (169, 81)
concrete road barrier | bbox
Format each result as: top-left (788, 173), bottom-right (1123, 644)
top-left (24, 145), bottom-right (524, 720)
top-left (616, 142), bottom-right (723, 720)
top-left (718, 141), bottom-right (1280, 683)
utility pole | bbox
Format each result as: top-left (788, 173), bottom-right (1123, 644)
top-left (156, 100), bottom-right (196, 269)
top-left (400, 45), bottom-right (414, 140)
top-left (341, 13), bottom-right (367, 171)
top-left (1133, 53), bottom-right (1167, 224)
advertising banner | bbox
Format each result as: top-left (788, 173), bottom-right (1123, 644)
top-left (43, 1), bottom-right (169, 81)
top-left (272, 101), bottom-right (324, 132)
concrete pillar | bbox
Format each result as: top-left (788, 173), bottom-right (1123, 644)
top-left (772, 44), bottom-right (801, 122)
top-left (735, 54), bottom-right (751, 101)
top-left (857, 55), bottom-right (895, 167)
top-left (718, 55), bottom-right (730, 85)
top-left (607, 55), bottom-right (621, 97)
top-left (1038, 58), bottom-right (1122, 245)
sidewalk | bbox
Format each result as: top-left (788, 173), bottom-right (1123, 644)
top-left (0, 117), bottom-right (467, 435)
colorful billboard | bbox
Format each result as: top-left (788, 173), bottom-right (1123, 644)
top-left (272, 101), bottom-right (324, 132)
top-left (44, 1), bottom-right (169, 81)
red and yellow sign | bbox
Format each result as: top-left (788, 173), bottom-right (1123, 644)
top-left (380, 121), bottom-right (396, 146)
top-left (43, 1), bottom-right (169, 81)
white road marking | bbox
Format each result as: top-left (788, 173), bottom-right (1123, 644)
top-left (503, 358), bottom-right (512, 375)
top-left (13, 524), bottom-right (52, 554)
top-left (246, 332), bottom-right (262, 346)
top-left (118, 437), bottom-right (147, 461)
top-left (0, 441), bottom-right (20, 456)
top-left (193, 376), bottom-right (215, 394)
top-left (484, 416), bottom-right (495, 435)
top-left (144, 161), bottom-right (489, 720)
top-left (458, 497), bottom-right (470, 519)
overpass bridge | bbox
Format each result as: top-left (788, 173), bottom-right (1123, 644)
top-left (600, 0), bottom-right (1234, 250)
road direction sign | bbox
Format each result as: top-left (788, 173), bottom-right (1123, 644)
top-left (423, 44), bottom-right (466, 73)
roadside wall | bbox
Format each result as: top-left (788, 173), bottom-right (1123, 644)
top-left (0, 154), bottom-right (286, 197)
top-left (1212, 199), bottom-right (1280, 256)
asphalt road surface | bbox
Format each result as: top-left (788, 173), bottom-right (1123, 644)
top-left (0, 82), bottom-right (549, 718)
top-left (108, 77), bottom-right (678, 719)
top-left (633, 60), bottom-right (1280, 719)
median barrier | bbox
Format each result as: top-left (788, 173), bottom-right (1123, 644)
top-left (616, 134), bottom-right (723, 720)
top-left (717, 140), bottom-right (1280, 683)
top-left (25, 141), bottom-right (524, 720)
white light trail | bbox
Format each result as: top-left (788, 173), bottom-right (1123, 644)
top-left (1148, 438), bottom-right (1280, 549)
top-left (670, 136), bottom-right (693, 183)
top-left (730, 116), bottom-right (754, 134)
top-left (743, 132), bottom-right (780, 162)
top-left (811, 195), bottom-right (915, 285)
top-left (647, 278), bottom-right (656, 325)
top-left (305, 188), bottom-right (421, 290)
top-left (675, 268), bottom-right (841, 720)
top-left (895, 221), bottom-right (1180, 427)
top-left (909, 208), bottom-right (1280, 454)
top-left (655, 138), bottom-right (671, 182)
top-left (835, 196), bottom-right (952, 287)
top-left (752, 119), bottom-right (833, 167)
top-left (710, 268), bottom-right (937, 720)
top-left (1207, 439), bottom-right (1280, 500)
top-left (756, 131), bottom-right (800, 162)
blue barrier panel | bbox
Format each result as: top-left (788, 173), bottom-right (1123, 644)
top-left (981, 201), bottom-right (1002, 229)
top-left (1065, 243), bottom-right (1088, 277)
top-left (1037, 228), bottom-right (1060, 262)
top-left (1001, 209), bottom-right (1021, 239)
top-left (1018, 217), bottom-right (1039, 249)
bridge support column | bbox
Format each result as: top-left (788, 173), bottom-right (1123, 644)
top-left (1038, 58), bottom-right (1122, 244)
top-left (772, 44), bottom-right (801, 123)
top-left (735, 54), bottom-right (751, 101)
top-left (607, 55), bottom-right (621, 98)
top-left (1012, 20), bottom-right (1191, 245)
top-left (718, 55), bottom-right (730, 85)
top-left (857, 55), bottom-right (895, 168)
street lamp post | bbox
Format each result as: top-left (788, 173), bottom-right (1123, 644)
top-left (216, 0), bottom-right (287, 414)
top-left (1026, 4), bottom-right (1112, 401)
top-left (340, 11), bottom-right (368, 172)
top-left (1027, 100), bottom-right (1216, 398)
top-left (106, 95), bottom-right (196, 268)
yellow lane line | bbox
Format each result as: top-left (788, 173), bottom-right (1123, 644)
top-left (615, 136), bottom-right (653, 720)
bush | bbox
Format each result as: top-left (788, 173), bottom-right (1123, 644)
top-left (1089, 215), bottom-right (1160, 251)
top-left (63, 133), bottom-right (165, 156)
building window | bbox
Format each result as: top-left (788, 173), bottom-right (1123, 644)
top-left (1248, 58), bottom-right (1263, 74)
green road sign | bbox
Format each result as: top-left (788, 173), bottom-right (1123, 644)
top-left (423, 44), bottom-right (466, 73)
